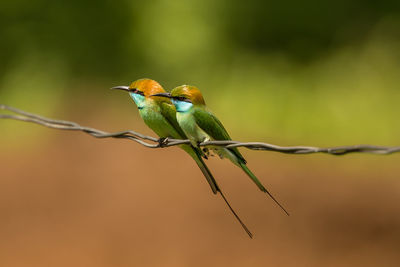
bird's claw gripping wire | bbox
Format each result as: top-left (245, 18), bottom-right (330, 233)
top-left (158, 137), bottom-right (170, 148)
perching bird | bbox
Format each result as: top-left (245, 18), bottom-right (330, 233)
top-left (111, 79), bottom-right (253, 237)
top-left (152, 85), bottom-right (289, 216)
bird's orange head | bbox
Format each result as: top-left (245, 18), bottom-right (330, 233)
top-left (111, 78), bottom-right (170, 109)
top-left (170, 85), bottom-right (206, 106)
top-left (128, 78), bottom-right (166, 97)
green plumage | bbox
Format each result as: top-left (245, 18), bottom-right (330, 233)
top-left (170, 85), bottom-right (289, 216)
top-left (192, 107), bottom-right (247, 164)
top-left (178, 105), bottom-right (272, 192)
top-left (112, 80), bottom-right (253, 238)
top-left (141, 98), bottom-right (252, 237)
top-left (140, 99), bottom-right (219, 194)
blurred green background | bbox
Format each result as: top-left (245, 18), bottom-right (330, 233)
top-left (1, 0), bottom-right (399, 145)
top-left (1, 1), bottom-right (400, 267)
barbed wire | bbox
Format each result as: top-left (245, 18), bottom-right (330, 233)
top-left (1, 104), bottom-right (399, 155)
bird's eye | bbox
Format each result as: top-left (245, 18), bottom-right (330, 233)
top-left (130, 88), bottom-right (144, 96)
top-left (176, 96), bottom-right (191, 102)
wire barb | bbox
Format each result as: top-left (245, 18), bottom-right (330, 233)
top-left (1, 104), bottom-right (400, 155)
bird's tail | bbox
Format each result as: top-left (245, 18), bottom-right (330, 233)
top-left (239, 162), bottom-right (290, 216)
top-left (184, 146), bottom-right (219, 194)
top-left (182, 145), bottom-right (253, 238)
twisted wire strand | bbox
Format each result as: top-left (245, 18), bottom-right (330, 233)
top-left (1, 104), bottom-right (399, 155)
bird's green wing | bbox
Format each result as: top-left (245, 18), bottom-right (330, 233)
top-left (160, 101), bottom-right (186, 139)
top-left (192, 106), bottom-right (247, 164)
top-left (158, 103), bottom-right (254, 233)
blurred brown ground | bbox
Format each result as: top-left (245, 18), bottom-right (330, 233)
top-left (1, 124), bottom-right (400, 267)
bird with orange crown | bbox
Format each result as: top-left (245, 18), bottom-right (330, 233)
top-left (153, 85), bottom-right (289, 216)
top-left (111, 79), bottom-right (253, 238)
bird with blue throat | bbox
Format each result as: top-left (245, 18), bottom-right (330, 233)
top-left (111, 79), bottom-right (253, 238)
top-left (152, 84), bottom-right (289, 216)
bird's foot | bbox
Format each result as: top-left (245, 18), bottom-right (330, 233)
top-left (203, 148), bottom-right (212, 157)
top-left (201, 147), bottom-right (211, 159)
top-left (158, 137), bottom-right (169, 148)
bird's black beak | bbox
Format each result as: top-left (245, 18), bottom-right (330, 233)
top-left (151, 92), bottom-right (172, 98)
top-left (110, 85), bottom-right (130, 92)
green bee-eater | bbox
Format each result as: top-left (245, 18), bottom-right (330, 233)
top-left (111, 79), bottom-right (252, 237)
top-left (152, 85), bottom-right (289, 216)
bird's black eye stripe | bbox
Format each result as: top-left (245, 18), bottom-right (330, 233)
top-left (129, 88), bottom-right (145, 96)
top-left (176, 96), bottom-right (191, 103)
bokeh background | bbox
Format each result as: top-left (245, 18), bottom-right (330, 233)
top-left (1, 0), bottom-right (400, 266)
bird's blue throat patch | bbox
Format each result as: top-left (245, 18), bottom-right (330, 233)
top-left (172, 99), bottom-right (193, 113)
top-left (130, 92), bottom-right (145, 110)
